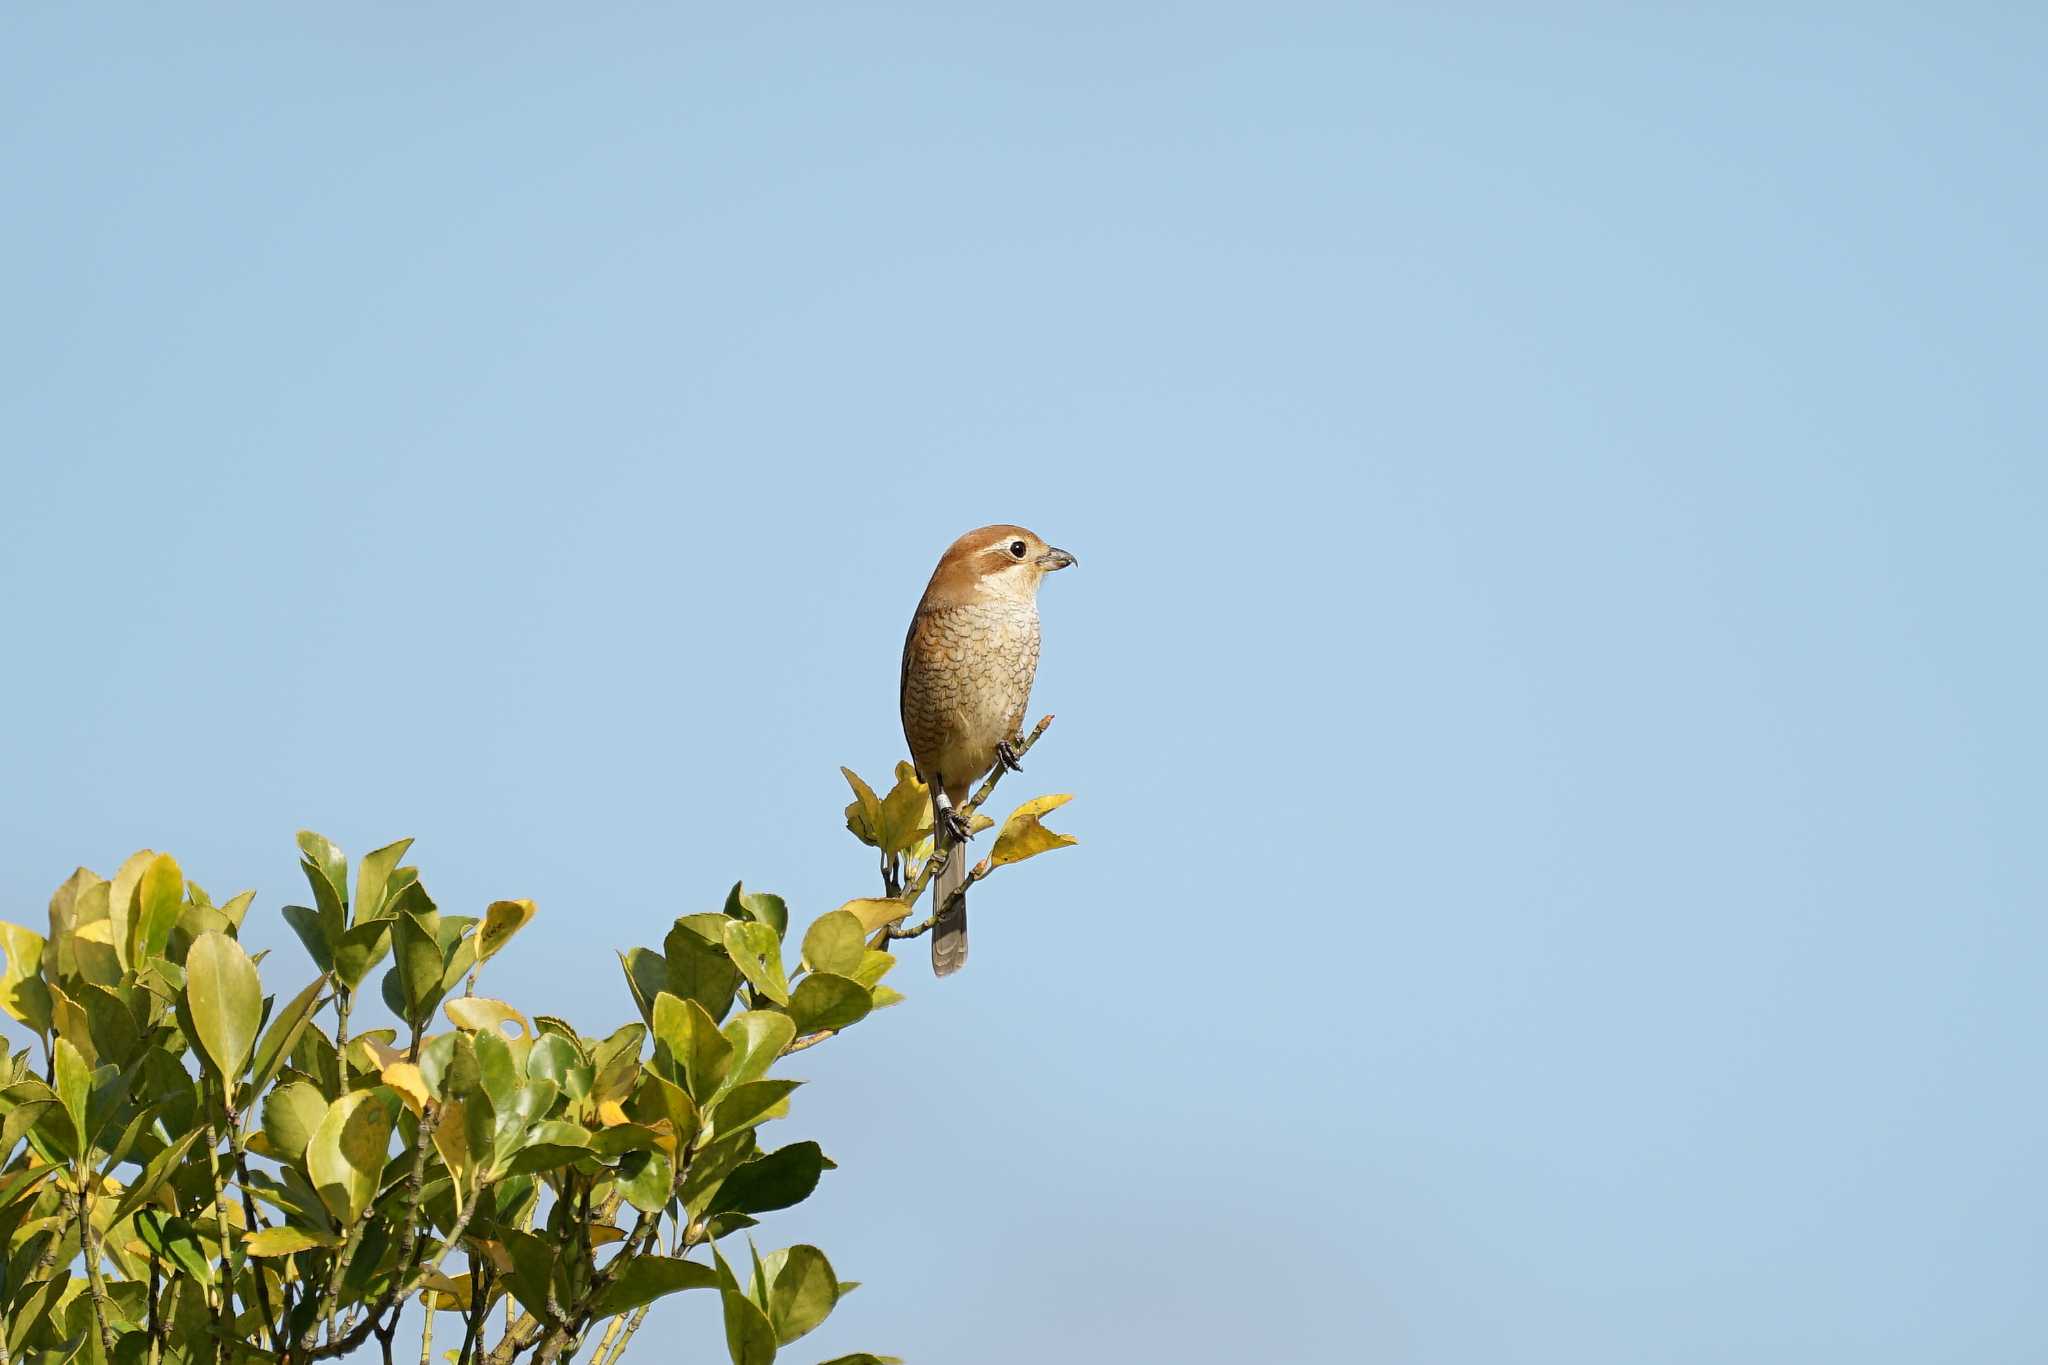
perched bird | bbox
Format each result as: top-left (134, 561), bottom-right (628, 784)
top-left (901, 524), bottom-right (1076, 975)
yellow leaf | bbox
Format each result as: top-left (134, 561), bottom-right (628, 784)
top-left (990, 794), bottom-right (1079, 867)
top-left (840, 768), bottom-right (882, 847)
top-left (382, 1062), bottom-right (432, 1114)
top-left (596, 1099), bottom-right (630, 1128)
top-left (444, 997), bottom-right (530, 1041)
top-left (246, 1226), bottom-right (338, 1257)
top-left (476, 900), bottom-right (536, 964)
top-left (873, 763), bottom-right (933, 856)
top-left (353, 1036), bottom-right (406, 1072)
top-left (836, 899), bottom-right (912, 935)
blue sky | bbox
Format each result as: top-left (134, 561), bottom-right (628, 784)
top-left (3, 5), bottom-right (2043, 1362)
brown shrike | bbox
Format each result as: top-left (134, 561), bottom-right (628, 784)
top-left (900, 524), bottom-right (1076, 975)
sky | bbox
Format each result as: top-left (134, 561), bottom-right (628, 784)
top-left (2, 4), bottom-right (2044, 1362)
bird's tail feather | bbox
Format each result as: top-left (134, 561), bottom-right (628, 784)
top-left (930, 819), bottom-right (969, 977)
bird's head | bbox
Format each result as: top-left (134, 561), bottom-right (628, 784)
top-left (927, 524), bottom-right (1076, 604)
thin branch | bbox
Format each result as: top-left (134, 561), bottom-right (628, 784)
top-left (203, 1092), bottom-right (240, 1357)
top-left (301, 1125), bottom-right (474, 1364)
top-left (892, 714), bottom-right (1053, 911)
top-left (71, 1184), bottom-right (120, 1359)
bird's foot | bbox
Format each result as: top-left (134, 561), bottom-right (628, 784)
top-left (938, 805), bottom-right (974, 841)
top-left (996, 740), bottom-right (1024, 773)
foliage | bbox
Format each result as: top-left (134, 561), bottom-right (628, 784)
top-left (0, 742), bottom-right (1073, 1364)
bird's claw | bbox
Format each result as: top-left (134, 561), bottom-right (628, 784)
top-left (939, 806), bottom-right (974, 841)
top-left (996, 740), bottom-right (1024, 773)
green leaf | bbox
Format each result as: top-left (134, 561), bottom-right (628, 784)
top-left (614, 1145), bottom-right (675, 1212)
top-left (473, 1029), bottom-right (520, 1110)
top-left (280, 905), bottom-right (335, 974)
top-left (619, 948), bottom-right (668, 1026)
top-left (799, 913), bottom-right (866, 977)
top-left (990, 794), bottom-right (1079, 866)
top-left (787, 975), bottom-right (871, 1035)
top-left (589, 1255), bottom-right (718, 1317)
top-left (331, 920), bottom-right (394, 991)
top-left (710, 1142), bottom-right (834, 1217)
top-left (476, 899), bottom-right (535, 965)
top-left (653, 993), bottom-right (733, 1101)
top-left (390, 910), bottom-right (447, 1023)
top-left (52, 1036), bottom-right (90, 1153)
top-left (715, 1243), bottom-right (780, 1365)
top-left (295, 831), bottom-right (349, 910)
top-left (500, 1119), bottom-right (594, 1178)
top-left (765, 1244), bottom-right (841, 1345)
top-left (131, 853), bottom-right (185, 968)
top-left (107, 1128), bottom-right (202, 1226)
top-left (136, 1209), bottom-right (213, 1285)
top-left (247, 974), bottom-right (327, 1102)
top-left (352, 838), bottom-right (414, 922)
top-left (720, 1011), bottom-right (795, 1091)
top-left (664, 917), bottom-right (744, 1022)
top-left (307, 1088), bottom-right (395, 1224)
top-left (262, 1082), bottom-right (329, 1163)
top-left (722, 921), bottom-right (790, 1007)
top-left (736, 890), bottom-right (789, 940)
top-left (184, 931), bottom-right (262, 1082)
top-left (681, 1131), bottom-right (757, 1220)
top-left (497, 1228), bottom-right (563, 1319)
top-left (80, 982), bottom-right (143, 1068)
top-left (815, 1356), bottom-right (903, 1365)
top-left (525, 1034), bottom-right (581, 1090)
top-left (711, 1080), bottom-right (801, 1140)
top-left (847, 949), bottom-right (897, 990)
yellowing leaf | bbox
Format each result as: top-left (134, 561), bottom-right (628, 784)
top-left (597, 1099), bottom-right (631, 1128)
top-left (990, 794), bottom-right (1079, 867)
top-left (0, 922), bottom-right (52, 1033)
top-left (354, 1036), bottom-right (406, 1072)
top-left (835, 899), bottom-right (910, 935)
top-left (872, 763), bottom-right (932, 856)
top-left (245, 1226), bottom-right (339, 1257)
top-left (476, 900), bottom-right (536, 965)
top-left (840, 768), bottom-right (882, 847)
top-left (444, 996), bottom-right (530, 1041)
top-left (382, 1062), bottom-right (432, 1114)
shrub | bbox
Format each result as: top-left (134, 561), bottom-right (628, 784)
top-left (0, 726), bottom-right (1071, 1364)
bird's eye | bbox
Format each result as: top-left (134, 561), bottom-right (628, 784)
top-left (1009, 541), bottom-right (1027, 558)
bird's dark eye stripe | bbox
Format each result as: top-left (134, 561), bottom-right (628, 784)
top-left (1009, 541), bottom-right (1027, 557)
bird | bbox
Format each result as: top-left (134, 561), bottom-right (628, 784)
top-left (900, 524), bottom-right (1076, 975)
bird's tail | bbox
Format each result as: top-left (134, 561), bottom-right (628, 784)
top-left (930, 817), bottom-right (969, 977)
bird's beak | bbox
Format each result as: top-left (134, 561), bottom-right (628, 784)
top-left (1036, 546), bottom-right (1077, 571)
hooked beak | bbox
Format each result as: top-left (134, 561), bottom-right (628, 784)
top-left (1036, 545), bottom-right (1077, 571)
